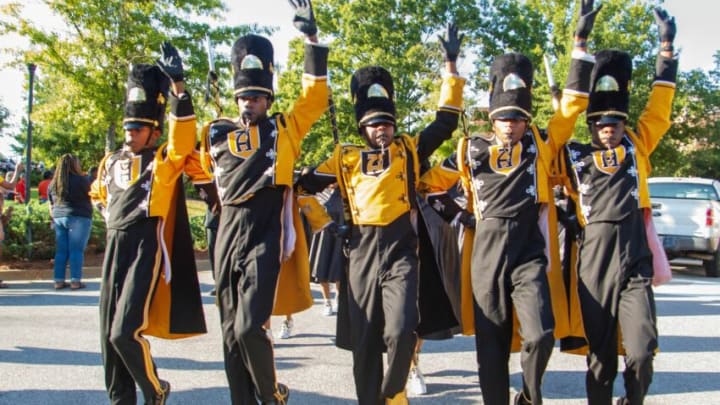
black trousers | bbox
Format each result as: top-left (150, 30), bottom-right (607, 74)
top-left (471, 208), bottom-right (555, 405)
top-left (578, 210), bottom-right (657, 405)
top-left (215, 188), bottom-right (285, 404)
top-left (99, 218), bottom-right (164, 405)
top-left (347, 213), bottom-right (419, 405)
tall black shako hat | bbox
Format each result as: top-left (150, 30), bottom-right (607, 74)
top-left (231, 34), bottom-right (274, 99)
top-left (351, 66), bottom-right (396, 127)
top-left (123, 64), bottom-right (170, 130)
top-left (587, 49), bottom-right (632, 125)
top-left (488, 53), bottom-right (533, 121)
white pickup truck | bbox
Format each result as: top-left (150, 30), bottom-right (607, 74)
top-left (649, 177), bottom-right (720, 277)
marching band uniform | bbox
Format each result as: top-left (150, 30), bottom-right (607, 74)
top-left (296, 65), bottom-right (465, 405)
top-left (91, 63), bottom-right (205, 405)
top-left (564, 46), bottom-right (677, 405)
top-left (419, 50), bottom-right (594, 404)
top-left (197, 33), bottom-right (328, 404)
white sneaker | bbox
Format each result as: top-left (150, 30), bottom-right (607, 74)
top-left (277, 319), bottom-right (293, 339)
top-left (322, 300), bottom-right (334, 316)
top-left (407, 366), bottom-right (427, 395)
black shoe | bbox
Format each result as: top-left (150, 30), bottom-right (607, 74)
top-left (150, 380), bottom-right (171, 405)
top-left (209, 288), bottom-right (216, 296)
top-left (514, 392), bottom-right (531, 405)
top-left (262, 383), bottom-right (289, 405)
top-left (616, 397), bottom-right (629, 405)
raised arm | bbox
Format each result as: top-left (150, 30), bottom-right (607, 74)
top-left (416, 23), bottom-right (466, 161)
top-left (285, 0), bottom-right (329, 149)
top-left (157, 41), bottom-right (196, 164)
top-left (637, 7), bottom-right (678, 153)
top-left (547, 0), bottom-right (600, 151)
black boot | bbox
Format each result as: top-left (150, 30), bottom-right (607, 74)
top-left (262, 383), bottom-right (289, 405)
top-left (148, 380), bottom-right (170, 405)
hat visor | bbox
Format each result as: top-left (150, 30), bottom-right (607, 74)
top-left (235, 89), bottom-right (272, 98)
top-left (361, 116), bottom-right (396, 127)
top-left (594, 115), bottom-right (625, 126)
top-left (491, 110), bottom-right (529, 121)
top-left (123, 121), bottom-right (151, 130)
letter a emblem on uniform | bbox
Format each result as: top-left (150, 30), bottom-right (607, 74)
top-left (228, 127), bottom-right (260, 160)
top-left (489, 144), bottom-right (522, 175)
top-left (592, 145), bottom-right (626, 175)
top-left (113, 155), bottom-right (142, 190)
top-left (361, 149), bottom-right (390, 177)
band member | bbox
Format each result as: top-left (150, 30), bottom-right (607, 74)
top-left (418, 3), bottom-right (601, 402)
top-left (563, 8), bottom-right (678, 404)
top-left (296, 23), bottom-right (466, 405)
top-left (91, 42), bottom-right (205, 405)
top-left (196, 1), bottom-right (328, 403)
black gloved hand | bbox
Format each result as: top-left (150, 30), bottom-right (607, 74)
top-left (157, 41), bottom-right (184, 82)
top-left (326, 222), bottom-right (350, 239)
top-left (653, 7), bottom-right (676, 43)
top-left (574, 0), bottom-right (602, 39)
top-left (438, 22), bottom-right (464, 62)
top-left (289, 0), bottom-right (317, 37)
top-left (458, 211), bottom-right (476, 229)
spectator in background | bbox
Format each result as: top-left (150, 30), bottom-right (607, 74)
top-left (49, 154), bottom-right (93, 290)
top-left (86, 166), bottom-right (98, 183)
top-left (0, 162), bottom-right (24, 193)
top-left (14, 177), bottom-right (25, 203)
top-left (38, 170), bottom-right (53, 203)
top-left (0, 162), bottom-right (23, 287)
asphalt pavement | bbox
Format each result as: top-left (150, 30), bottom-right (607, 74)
top-left (0, 260), bottom-right (718, 404)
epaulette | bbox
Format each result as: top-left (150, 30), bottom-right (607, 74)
top-left (209, 118), bottom-right (239, 143)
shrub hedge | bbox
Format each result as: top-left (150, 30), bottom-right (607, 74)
top-left (2, 200), bottom-right (208, 260)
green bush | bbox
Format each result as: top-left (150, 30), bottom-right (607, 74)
top-left (190, 215), bottom-right (208, 251)
top-left (2, 201), bottom-right (107, 260)
top-left (2, 200), bottom-right (207, 260)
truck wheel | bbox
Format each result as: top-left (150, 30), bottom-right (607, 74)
top-left (702, 250), bottom-right (720, 278)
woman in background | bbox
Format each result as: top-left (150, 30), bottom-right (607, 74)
top-left (49, 154), bottom-right (92, 290)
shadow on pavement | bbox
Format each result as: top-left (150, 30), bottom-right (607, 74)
top-left (1, 346), bottom-right (224, 371)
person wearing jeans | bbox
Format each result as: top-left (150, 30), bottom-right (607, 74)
top-left (49, 154), bottom-right (93, 290)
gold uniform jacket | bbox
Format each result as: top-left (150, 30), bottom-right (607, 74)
top-left (197, 42), bottom-right (329, 315)
top-left (419, 53), bottom-right (595, 349)
top-left (90, 92), bottom-right (206, 339)
top-left (560, 54), bottom-right (678, 355)
top-left (298, 74), bottom-right (466, 223)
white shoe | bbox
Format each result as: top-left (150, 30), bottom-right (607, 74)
top-left (407, 366), bottom-right (427, 395)
top-left (277, 319), bottom-right (293, 339)
top-left (322, 300), bottom-right (334, 316)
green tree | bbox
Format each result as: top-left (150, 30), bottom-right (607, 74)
top-left (275, 0), bottom-right (482, 167)
top-left (0, 1), bottom-right (268, 167)
top-left (655, 51), bottom-right (720, 177)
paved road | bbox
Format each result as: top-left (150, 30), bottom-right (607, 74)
top-left (0, 261), bottom-right (718, 404)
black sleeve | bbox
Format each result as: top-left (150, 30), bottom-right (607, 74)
top-left (415, 110), bottom-right (459, 162)
top-left (295, 167), bottom-right (337, 195)
top-left (426, 191), bottom-right (464, 223)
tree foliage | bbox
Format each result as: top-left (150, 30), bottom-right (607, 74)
top-left (2, 0), bottom-right (719, 179)
top-left (0, 0), bottom-right (266, 168)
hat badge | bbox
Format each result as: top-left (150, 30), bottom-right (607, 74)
top-left (127, 87), bottom-right (146, 103)
top-left (502, 73), bottom-right (527, 91)
top-left (595, 75), bottom-right (620, 92)
top-left (241, 54), bottom-right (263, 70)
top-left (367, 83), bottom-right (390, 99)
